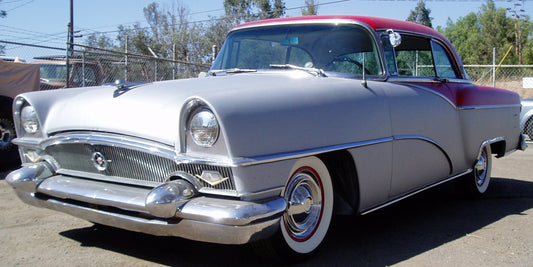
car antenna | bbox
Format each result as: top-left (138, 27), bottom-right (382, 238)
top-left (361, 53), bottom-right (368, 88)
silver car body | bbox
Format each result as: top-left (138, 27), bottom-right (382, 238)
top-left (7, 16), bottom-right (527, 253)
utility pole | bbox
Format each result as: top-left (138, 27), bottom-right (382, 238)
top-left (66, 0), bottom-right (74, 88)
top-left (507, 0), bottom-right (527, 65)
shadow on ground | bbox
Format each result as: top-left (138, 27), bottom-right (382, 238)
top-left (57, 177), bottom-right (533, 266)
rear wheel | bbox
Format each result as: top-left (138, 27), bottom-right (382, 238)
top-left (253, 156), bottom-right (334, 261)
top-left (456, 145), bottom-right (492, 197)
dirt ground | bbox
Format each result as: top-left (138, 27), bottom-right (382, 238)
top-left (1, 148), bottom-right (532, 266)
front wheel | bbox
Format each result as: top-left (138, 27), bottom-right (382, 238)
top-left (253, 156), bottom-right (334, 261)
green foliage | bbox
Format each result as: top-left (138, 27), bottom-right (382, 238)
top-left (301, 0), bottom-right (318, 16)
top-left (407, 0), bottom-right (433, 28)
top-left (439, 0), bottom-right (532, 65)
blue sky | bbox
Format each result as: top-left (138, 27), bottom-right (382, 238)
top-left (1, 0), bottom-right (531, 59)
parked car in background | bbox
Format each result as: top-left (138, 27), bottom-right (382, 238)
top-left (520, 97), bottom-right (533, 139)
top-left (0, 60), bottom-right (39, 166)
top-left (32, 60), bottom-right (104, 90)
top-left (7, 15), bottom-right (528, 260)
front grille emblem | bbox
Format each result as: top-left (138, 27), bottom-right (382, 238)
top-left (91, 151), bottom-right (110, 171)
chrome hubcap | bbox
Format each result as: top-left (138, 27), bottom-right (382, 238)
top-left (475, 150), bottom-right (488, 186)
top-left (284, 168), bottom-right (323, 241)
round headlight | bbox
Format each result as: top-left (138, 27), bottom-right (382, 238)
top-left (189, 109), bottom-right (219, 147)
top-left (21, 105), bottom-right (40, 134)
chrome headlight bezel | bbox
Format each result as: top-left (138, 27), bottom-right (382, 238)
top-left (14, 97), bottom-right (43, 138)
top-left (188, 108), bottom-right (220, 148)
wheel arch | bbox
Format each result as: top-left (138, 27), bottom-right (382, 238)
top-left (317, 150), bottom-right (360, 215)
top-left (488, 139), bottom-right (506, 158)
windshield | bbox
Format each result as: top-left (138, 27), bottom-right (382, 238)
top-left (211, 24), bottom-right (383, 77)
top-left (39, 64), bottom-right (68, 82)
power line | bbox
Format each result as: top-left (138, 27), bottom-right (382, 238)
top-left (5, 0), bottom-right (35, 12)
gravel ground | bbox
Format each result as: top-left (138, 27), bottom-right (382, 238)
top-left (1, 148), bottom-right (532, 266)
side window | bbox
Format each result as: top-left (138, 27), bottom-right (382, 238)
top-left (390, 34), bottom-right (459, 79)
top-left (432, 41), bottom-right (458, 79)
top-left (395, 35), bottom-right (435, 77)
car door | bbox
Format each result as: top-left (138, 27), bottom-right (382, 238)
top-left (383, 34), bottom-right (466, 198)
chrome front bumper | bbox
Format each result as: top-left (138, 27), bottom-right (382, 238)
top-left (7, 163), bottom-right (286, 245)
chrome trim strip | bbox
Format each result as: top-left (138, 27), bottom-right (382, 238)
top-left (458, 104), bottom-right (521, 110)
top-left (235, 137), bottom-right (394, 166)
top-left (15, 132), bottom-right (177, 161)
top-left (231, 18), bottom-right (366, 32)
top-left (360, 169), bottom-right (471, 215)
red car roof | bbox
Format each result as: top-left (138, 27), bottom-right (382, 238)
top-left (234, 15), bottom-right (446, 41)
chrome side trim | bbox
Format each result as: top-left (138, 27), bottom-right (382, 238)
top-left (458, 104), bottom-right (522, 110)
top-left (235, 137), bottom-right (394, 166)
top-left (360, 169), bottom-right (471, 215)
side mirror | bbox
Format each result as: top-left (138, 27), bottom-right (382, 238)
top-left (387, 29), bottom-right (402, 48)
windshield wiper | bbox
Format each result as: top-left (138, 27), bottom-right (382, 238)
top-left (208, 68), bottom-right (257, 76)
top-left (269, 64), bottom-right (327, 77)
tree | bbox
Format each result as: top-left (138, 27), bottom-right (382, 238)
top-left (223, 0), bottom-right (285, 24)
top-left (407, 0), bottom-right (433, 28)
top-left (439, 0), bottom-right (522, 65)
top-left (85, 33), bottom-right (114, 50)
top-left (301, 0), bottom-right (318, 16)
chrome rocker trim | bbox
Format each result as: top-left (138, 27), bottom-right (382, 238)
top-left (7, 162), bottom-right (286, 245)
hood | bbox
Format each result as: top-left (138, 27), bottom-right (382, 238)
top-left (30, 72), bottom-right (335, 146)
top-left (25, 71), bottom-right (387, 158)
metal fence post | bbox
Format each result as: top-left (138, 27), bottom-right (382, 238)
top-left (493, 47), bottom-right (496, 88)
top-left (173, 43), bottom-right (176, 80)
top-left (125, 36), bottom-right (128, 82)
top-left (82, 47), bottom-right (86, 87)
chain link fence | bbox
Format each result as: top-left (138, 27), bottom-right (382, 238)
top-left (2, 40), bottom-right (533, 139)
top-left (1, 41), bottom-right (211, 86)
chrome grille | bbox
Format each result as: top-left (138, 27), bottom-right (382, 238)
top-left (45, 143), bottom-right (235, 191)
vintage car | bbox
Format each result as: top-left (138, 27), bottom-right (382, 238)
top-left (7, 16), bottom-right (528, 259)
top-left (520, 97), bottom-right (533, 139)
